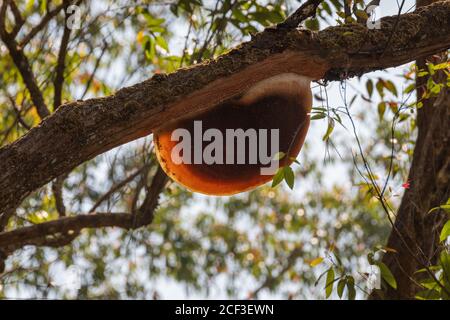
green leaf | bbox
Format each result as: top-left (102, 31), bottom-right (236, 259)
top-left (310, 113), bottom-right (326, 120)
top-left (440, 220), bottom-right (450, 242)
top-left (354, 9), bottom-right (368, 20)
top-left (283, 166), bottom-right (295, 190)
top-left (367, 252), bottom-right (375, 265)
top-left (366, 79), bottom-right (374, 98)
top-left (40, 0), bottom-right (47, 14)
top-left (346, 276), bottom-right (356, 300)
top-left (155, 36), bottom-right (169, 51)
top-left (415, 265), bottom-right (441, 274)
top-left (271, 168), bottom-right (284, 188)
top-left (429, 198), bottom-right (450, 214)
top-left (325, 268), bottom-right (335, 298)
top-left (377, 262), bottom-right (397, 289)
top-left (426, 77), bottom-right (436, 91)
top-left (384, 80), bottom-right (398, 97)
top-left (433, 62), bottom-right (450, 70)
top-left (419, 277), bottom-right (440, 290)
top-left (415, 289), bottom-right (441, 300)
top-left (336, 11), bottom-right (346, 19)
top-left (439, 250), bottom-right (450, 286)
top-left (322, 119), bottom-right (335, 141)
top-left (427, 63), bottom-right (435, 76)
top-left (417, 71), bottom-right (429, 78)
top-left (144, 36), bottom-right (155, 60)
top-left (145, 15), bottom-right (165, 27)
top-left (305, 18), bottom-right (320, 31)
top-left (337, 278), bottom-right (346, 298)
top-left (404, 83), bottom-right (416, 94)
top-left (377, 102), bottom-right (386, 119)
top-left (376, 79), bottom-right (384, 97)
top-left (322, 2), bottom-right (332, 15)
top-left (232, 9), bottom-right (247, 22)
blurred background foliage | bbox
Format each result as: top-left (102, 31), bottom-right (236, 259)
top-left (0, 0), bottom-right (442, 299)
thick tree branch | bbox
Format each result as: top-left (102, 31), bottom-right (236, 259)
top-left (0, 1), bottom-right (449, 218)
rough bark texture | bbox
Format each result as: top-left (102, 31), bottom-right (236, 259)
top-left (371, 0), bottom-right (450, 300)
top-left (0, 2), bottom-right (449, 219)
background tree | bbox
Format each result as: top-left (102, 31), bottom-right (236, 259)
top-left (0, 0), bottom-right (448, 299)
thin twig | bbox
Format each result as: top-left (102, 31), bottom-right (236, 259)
top-left (80, 41), bottom-right (109, 100)
top-left (340, 82), bottom-right (450, 297)
top-left (0, 5), bottom-right (51, 119)
top-left (135, 165), bottom-right (168, 226)
top-left (52, 174), bottom-right (68, 217)
top-left (18, 1), bottom-right (70, 48)
top-left (9, 0), bottom-right (25, 37)
top-left (380, 0), bottom-right (406, 57)
top-left (7, 94), bottom-right (31, 130)
top-left (89, 166), bottom-right (148, 213)
top-left (53, 0), bottom-right (73, 111)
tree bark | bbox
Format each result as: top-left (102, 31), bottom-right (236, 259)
top-left (371, 0), bottom-right (450, 299)
top-left (0, 2), bottom-right (448, 218)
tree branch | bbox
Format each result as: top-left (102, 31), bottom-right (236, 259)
top-left (136, 165), bottom-right (168, 225)
top-left (252, 246), bottom-right (303, 298)
top-left (278, 0), bottom-right (323, 29)
top-left (9, 0), bottom-right (25, 38)
top-left (6, 94), bottom-right (31, 130)
top-left (0, 212), bottom-right (135, 255)
top-left (89, 165), bottom-right (148, 213)
top-left (18, 1), bottom-right (69, 48)
top-left (0, 4), bottom-right (51, 119)
top-left (80, 40), bottom-right (109, 100)
top-left (53, 0), bottom-right (72, 111)
top-left (0, 164), bottom-right (167, 257)
top-left (0, 1), bottom-right (449, 217)
top-left (52, 174), bottom-right (68, 217)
